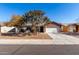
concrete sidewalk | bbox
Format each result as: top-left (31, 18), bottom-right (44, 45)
top-left (0, 39), bottom-right (53, 45)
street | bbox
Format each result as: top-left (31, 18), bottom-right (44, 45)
top-left (0, 45), bottom-right (79, 55)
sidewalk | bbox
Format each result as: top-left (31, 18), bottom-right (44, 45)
top-left (0, 39), bottom-right (53, 45)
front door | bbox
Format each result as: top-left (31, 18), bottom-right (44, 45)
top-left (40, 26), bottom-right (44, 32)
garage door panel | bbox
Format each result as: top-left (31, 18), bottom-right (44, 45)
top-left (46, 28), bottom-right (58, 33)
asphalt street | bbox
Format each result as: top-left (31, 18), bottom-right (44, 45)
top-left (0, 45), bottom-right (79, 55)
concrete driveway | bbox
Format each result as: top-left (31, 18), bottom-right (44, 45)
top-left (0, 45), bottom-right (79, 55)
top-left (48, 33), bottom-right (79, 44)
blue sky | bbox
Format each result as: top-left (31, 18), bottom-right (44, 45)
top-left (0, 3), bottom-right (79, 23)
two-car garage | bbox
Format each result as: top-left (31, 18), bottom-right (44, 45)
top-left (45, 22), bottom-right (61, 33)
top-left (46, 28), bottom-right (58, 33)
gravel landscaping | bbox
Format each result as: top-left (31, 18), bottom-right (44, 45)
top-left (0, 33), bottom-right (52, 39)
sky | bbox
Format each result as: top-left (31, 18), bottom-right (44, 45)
top-left (0, 3), bottom-right (79, 23)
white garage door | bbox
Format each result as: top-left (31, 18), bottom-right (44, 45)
top-left (46, 28), bottom-right (58, 33)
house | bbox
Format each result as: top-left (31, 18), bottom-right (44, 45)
top-left (61, 24), bottom-right (69, 32)
top-left (61, 23), bottom-right (79, 32)
top-left (61, 24), bottom-right (75, 32)
top-left (1, 26), bottom-right (18, 34)
top-left (0, 21), bottom-right (62, 34)
top-left (68, 24), bottom-right (76, 32)
top-left (0, 22), bottom-right (18, 34)
top-left (21, 22), bottom-right (79, 33)
top-left (20, 21), bottom-right (62, 33)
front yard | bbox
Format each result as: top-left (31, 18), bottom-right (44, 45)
top-left (0, 33), bottom-right (52, 39)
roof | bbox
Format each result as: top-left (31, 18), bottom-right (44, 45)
top-left (61, 23), bottom-right (77, 26)
top-left (47, 21), bottom-right (62, 26)
top-left (46, 21), bottom-right (62, 28)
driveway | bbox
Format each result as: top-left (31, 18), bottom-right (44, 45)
top-left (47, 33), bottom-right (79, 44)
top-left (61, 32), bottom-right (79, 38)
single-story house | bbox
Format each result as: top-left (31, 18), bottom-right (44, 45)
top-left (1, 26), bottom-right (18, 34)
top-left (0, 21), bottom-right (62, 34)
top-left (61, 23), bottom-right (79, 32)
top-left (68, 24), bottom-right (76, 32)
top-left (20, 21), bottom-right (62, 33)
top-left (61, 24), bottom-right (69, 32)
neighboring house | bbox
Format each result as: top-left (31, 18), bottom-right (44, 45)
top-left (61, 24), bottom-right (74, 32)
top-left (61, 23), bottom-right (79, 32)
top-left (61, 23), bottom-right (75, 32)
top-left (68, 24), bottom-right (76, 32)
top-left (0, 22), bottom-right (19, 34)
top-left (1, 26), bottom-right (18, 33)
top-left (61, 24), bottom-right (69, 32)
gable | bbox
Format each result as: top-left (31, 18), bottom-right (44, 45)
top-left (46, 22), bottom-right (61, 28)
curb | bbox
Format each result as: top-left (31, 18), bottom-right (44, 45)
top-left (0, 39), bottom-right (53, 45)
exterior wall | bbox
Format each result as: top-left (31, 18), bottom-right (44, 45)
top-left (61, 26), bottom-right (69, 32)
top-left (68, 25), bottom-right (76, 32)
top-left (44, 26), bottom-right (46, 33)
top-left (61, 25), bottom-right (78, 32)
top-left (36, 26), bottom-right (45, 33)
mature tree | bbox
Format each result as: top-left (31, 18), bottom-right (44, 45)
top-left (4, 15), bottom-right (24, 27)
top-left (22, 10), bottom-right (50, 34)
top-left (4, 10), bottom-right (50, 35)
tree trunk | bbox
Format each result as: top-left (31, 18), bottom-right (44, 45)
top-left (32, 22), bottom-right (37, 35)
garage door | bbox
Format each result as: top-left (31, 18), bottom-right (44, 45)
top-left (46, 28), bottom-right (58, 33)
